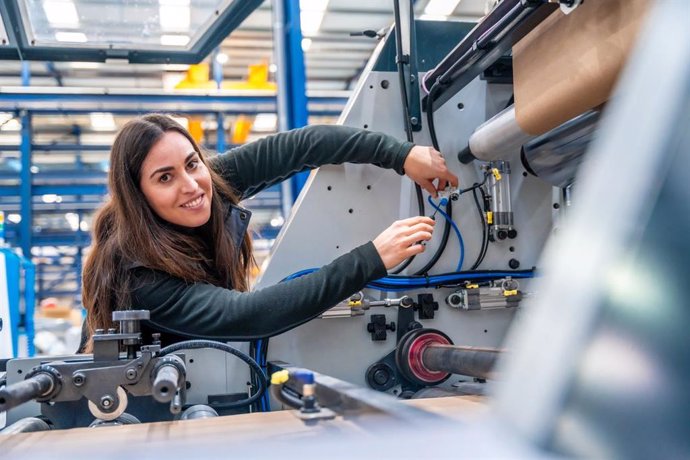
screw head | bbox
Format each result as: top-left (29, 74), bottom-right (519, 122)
top-left (101, 395), bottom-right (114, 409)
top-left (73, 372), bottom-right (85, 387)
top-left (125, 368), bottom-right (137, 380)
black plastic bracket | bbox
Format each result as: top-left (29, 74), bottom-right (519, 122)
top-left (415, 294), bottom-right (439, 320)
top-left (366, 315), bottom-right (396, 341)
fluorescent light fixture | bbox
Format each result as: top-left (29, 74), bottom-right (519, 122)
top-left (42, 194), bottom-right (60, 204)
top-left (423, 0), bottom-right (461, 17)
top-left (70, 61), bottom-right (100, 69)
top-left (160, 34), bottom-right (190, 46)
top-left (65, 212), bottom-right (79, 230)
top-left (42, 0), bottom-right (79, 28)
top-left (253, 113), bottom-right (277, 132)
top-left (270, 215), bottom-right (285, 227)
top-left (420, 14), bottom-right (449, 21)
top-left (7, 214), bottom-right (21, 224)
top-left (159, 0), bottom-right (190, 31)
top-left (0, 119), bottom-right (21, 131)
top-left (163, 64), bottom-right (190, 71)
top-left (215, 52), bottom-right (229, 64)
top-left (90, 112), bottom-right (116, 131)
top-left (301, 38), bottom-right (312, 52)
top-left (300, 0), bottom-right (328, 37)
top-left (54, 32), bottom-right (87, 43)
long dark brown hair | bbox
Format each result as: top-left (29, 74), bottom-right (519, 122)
top-left (82, 114), bottom-right (253, 351)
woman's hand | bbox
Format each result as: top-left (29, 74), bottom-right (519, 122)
top-left (403, 146), bottom-right (459, 198)
top-left (373, 216), bottom-right (435, 269)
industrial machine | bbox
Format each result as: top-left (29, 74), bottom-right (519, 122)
top-left (2, 0), bottom-right (689, 458)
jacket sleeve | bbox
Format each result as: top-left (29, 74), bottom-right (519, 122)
top-left (209, 125), bottom-right (414, 199)
top-left (129, 242), bottom-right (387, 340)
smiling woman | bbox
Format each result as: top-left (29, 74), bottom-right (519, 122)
top-left (140, 132), bottom-right (213, 228)
top-left (79, 113), bottom-right (457, 352)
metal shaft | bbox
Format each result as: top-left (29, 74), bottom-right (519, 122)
top-left (0, 417), bottom-right (51, 434)
top-left (0, 373), bottom-right (55, 413)
top-left (421, 345), bottom-right (503, 380)
top-left (152, 364), bottom-right (180, 403)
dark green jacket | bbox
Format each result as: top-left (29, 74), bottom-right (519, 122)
top-left (115, 125), bottom-right (413, 345)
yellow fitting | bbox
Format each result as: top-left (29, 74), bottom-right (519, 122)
top-left (492, 168), bottom-right (502, 181)
top-left (271, 370), bottom-right (290, 385)
top-left (503, 290), bottom-right (518, 297)
top-left (347, 300), bottom-right (362, 307)
top-left (465, 284), bottom-right (479, 289)
top-left (486, 211), bottom-right (494, 224)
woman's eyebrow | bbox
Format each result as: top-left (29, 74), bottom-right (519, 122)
top-left (149, 151), bottom-right (197, 179)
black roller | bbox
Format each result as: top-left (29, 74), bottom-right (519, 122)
top-left (421, 345), bottom-right (502, 381)
top-left (0, 373), bottom-right (56, 413)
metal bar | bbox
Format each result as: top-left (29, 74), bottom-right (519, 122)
top-left (271, 362), bottom-right (444, 424)
top-left (421, 0), bottom-right (556, 109)
top-left (422, 344), bottom-right (502, 380)
top-left (19, 111), bottom-right (31, 258)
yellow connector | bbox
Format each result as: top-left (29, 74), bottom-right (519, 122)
top-left (486, 211), bottom-right (494, 224)
top-left (492, 168), bottom-right (502, 181)
top-left (271, 370), bottom-right (290, 385)
top-left (348, 300), bottom-right (363, 307)
top-left (503, 290), bottom-right (518, 297)
top-left (465, 284), bottom-right (479, 289)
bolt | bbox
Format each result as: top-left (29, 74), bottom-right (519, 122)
top-left (125, 368), bottom-right (137, 380)
top-left (508, 258), bottom-right (520, 269)
top-left (373, 369), bottom-right (389, 386)
top-left (101, 395), bottom-right (114, 409)
top-left (410, 117), bottom-right (418, 125)
top-left (73, 372), bottom-right (85, 387)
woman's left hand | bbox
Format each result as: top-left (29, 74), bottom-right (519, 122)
top-left (403, 145), bottom-right (459, 198)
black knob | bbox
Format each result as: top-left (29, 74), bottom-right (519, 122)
top-left (497, 230), bottom-right (508, 240)
top-left (508, 259), bottom-right (520, 269)
top-left (507, 229), bottom-right (518, 239)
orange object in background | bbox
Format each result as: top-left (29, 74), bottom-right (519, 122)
top-left (175, 63), bottom-right (215, 90)
top-left (222, 62), bottom-right (276, 91)
top-left (232, 116), bottom-right (253, 144)
top-left (188, 119), bottom-right (204, 144)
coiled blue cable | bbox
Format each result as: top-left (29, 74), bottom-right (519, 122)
top-left (427, 195), bottom-right (464, 271)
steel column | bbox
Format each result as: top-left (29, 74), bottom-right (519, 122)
top-left (273, 0), bottom-right (309, 212)
top-left (19, 111), bottom-right (32, 259)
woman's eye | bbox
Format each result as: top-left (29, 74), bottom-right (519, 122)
top-left (187, 159), bottom-right (199, 170)
top-left (159, 173), bottom-right (171, 183)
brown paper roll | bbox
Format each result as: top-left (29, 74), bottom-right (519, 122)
top-left (513, 0), bottom-right (652, 135)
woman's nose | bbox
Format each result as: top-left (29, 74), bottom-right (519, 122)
top-left (180, 172), bottom-right (199, 193)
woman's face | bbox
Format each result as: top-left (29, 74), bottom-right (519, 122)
top-left (139, 131), bottom-right (213, 228)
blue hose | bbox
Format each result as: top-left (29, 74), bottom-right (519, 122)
top-left (427, 195), bottom-right (464, 271)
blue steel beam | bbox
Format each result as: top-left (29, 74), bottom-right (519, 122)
top-left (0, 89), bottom-right (347, 115)
top-left (19, 111), bottom-right (32, 258)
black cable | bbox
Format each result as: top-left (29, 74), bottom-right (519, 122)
top-left (270, 384), bottom-right (304, 410)
top-left (410, 81), bottom-right (451, 275)
top-left (470, 186), bottom-right (488, 270)
top-left (478, 186), bottom-right (490, 263)
top-left (159, 340), bottom-right (266, 410)
top-left (389, 0), bottom-right (425, 275)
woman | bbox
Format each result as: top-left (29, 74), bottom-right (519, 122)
top-left (80, 114), bottom-right (457, 351)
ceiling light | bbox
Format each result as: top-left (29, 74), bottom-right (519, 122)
top-left (42, 0), bottom-right (79, 28)
top-left (160, 34), bottom-right (190, 47)
top-left (301, 38), bottom-right (312, 52)
top-left (54, 32), bottom-right (87, 43)
top-left (300, 0), bottom-right (328, 37)
top-left (300, 10), bottom-right (325, 37)
top-left (253, 113), bottom-right (277, 132)
top-left (215, 52), bottom-right (229, 64)
top-left (7, 214), bottom-right (21, 224)
top-left (159, 0), bottom-right (190, 31)
top-left (423, 0), bottom-right (461, 17)
top-left (30, 165), bottom-right (39, 173)
top-left (70, 61), bottom-right (100, 69)
top-left (0, 119), bottom-right (21, 131)
top-left (269, 63), bottom-right (277, 73)
top-left (42, 194), bottom-right (60, 204)
top-left (90, 112), bottom-right (116, 131)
